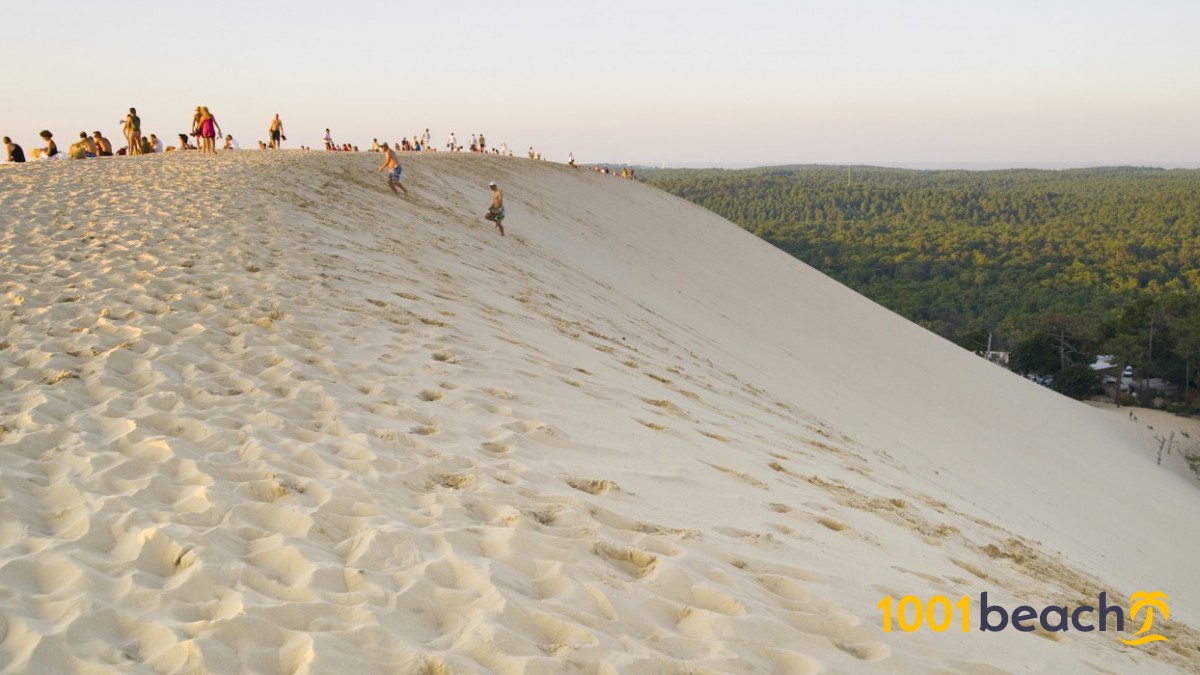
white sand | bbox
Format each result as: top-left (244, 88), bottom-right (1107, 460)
top-left (1, 152), bottom-right (1197, 674)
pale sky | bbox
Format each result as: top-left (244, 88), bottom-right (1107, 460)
top-left (3, 0), bottom-right (1198, 167)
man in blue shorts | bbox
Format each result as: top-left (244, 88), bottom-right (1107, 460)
top-left (377, 142), bottom-right (409, 197)
top-left (485, 181), bottom-right (505, 236)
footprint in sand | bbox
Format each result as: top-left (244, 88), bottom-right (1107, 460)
top-left (481, 440), bottom-right (514, 455)
top-left (835, 641), bottom-right (890, 662)
top-left (411, 424), bottom-right (439, 436)
top-left (567, 478), bottom-right (617, 495)
top-left (503, 420), bottom-right (546, 434)
top-left (595, 541), bottom-right (659, 579)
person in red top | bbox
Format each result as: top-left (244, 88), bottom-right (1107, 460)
top-left (198, 106), bottom-right (221, 154)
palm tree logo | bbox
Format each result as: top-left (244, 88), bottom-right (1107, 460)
top-left (1120, 591), bottom-right (1169, 646)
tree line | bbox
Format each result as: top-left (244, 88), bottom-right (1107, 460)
top-left (641, 165), bottom-right (1200, 407)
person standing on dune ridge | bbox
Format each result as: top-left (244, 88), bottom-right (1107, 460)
top-left (123, 108), bottom-right (142, 155)
top-left (269, 114), bottom-right (284, 148)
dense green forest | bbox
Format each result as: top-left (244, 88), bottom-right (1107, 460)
top-left (641, 165), bottom-right (1200, 405)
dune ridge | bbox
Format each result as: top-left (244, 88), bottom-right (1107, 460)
top-left (1, 152), bottom-right (1198, 673)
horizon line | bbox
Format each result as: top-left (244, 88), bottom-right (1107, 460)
top-left (613, 160), bottom-right (1200, 171)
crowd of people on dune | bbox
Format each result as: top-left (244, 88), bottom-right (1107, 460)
top-left (5, 104), bottom-right (650, 249)
top-left (4, 106), bottom-right (249, 161)
top-left (5, 105), bottom-right (641, 236)
top-left (4, 106), bottom-right (642, 177)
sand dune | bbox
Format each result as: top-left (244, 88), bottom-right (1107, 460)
top-left (1, 152), bottom-right (1197, 673)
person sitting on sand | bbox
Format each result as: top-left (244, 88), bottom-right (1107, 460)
top-left (68, 138), bottom-right (89, 159)
top-left (150, 134), bottom-right (163, 153)
top-left (77, 131), bottom-right (97, 157)
top-left (93, 131), bottom-right (113, 156)
top-left (377, 142), bottom-right (409, 197)
top-left (30, 130), bottom-right (59, 159)
top-left (4, 137), bottom-right (25, 163)
top-left (485, 181), bottom-right (505, 236)
top-left (223, 135), bottom-right (239, 150)
top-left (140, 135), bottom-right (154, 155)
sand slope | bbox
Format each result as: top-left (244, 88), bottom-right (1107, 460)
top-left (1, 152), bottom-right (1197, 674)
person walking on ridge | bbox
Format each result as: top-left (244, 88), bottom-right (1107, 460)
top-left (269, 114), bottom-right (284, 148)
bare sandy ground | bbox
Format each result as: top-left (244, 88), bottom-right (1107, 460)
top-left (1, 152), bottom-right (1197, 673)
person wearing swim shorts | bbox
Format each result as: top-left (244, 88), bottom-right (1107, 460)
top-left (269, 114), bottom-right (284, 148)
top-left (485, 181), bottom-right (505, 236)
top-left (93, 131), bottom-right (113, 156)
top-left (377, 142), bottom-right (409, 197)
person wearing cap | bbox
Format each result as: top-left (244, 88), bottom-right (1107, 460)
top-left (485, 181), bottom-right (505, 236)
top-left (377, 142), bottom-right (409, 197)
